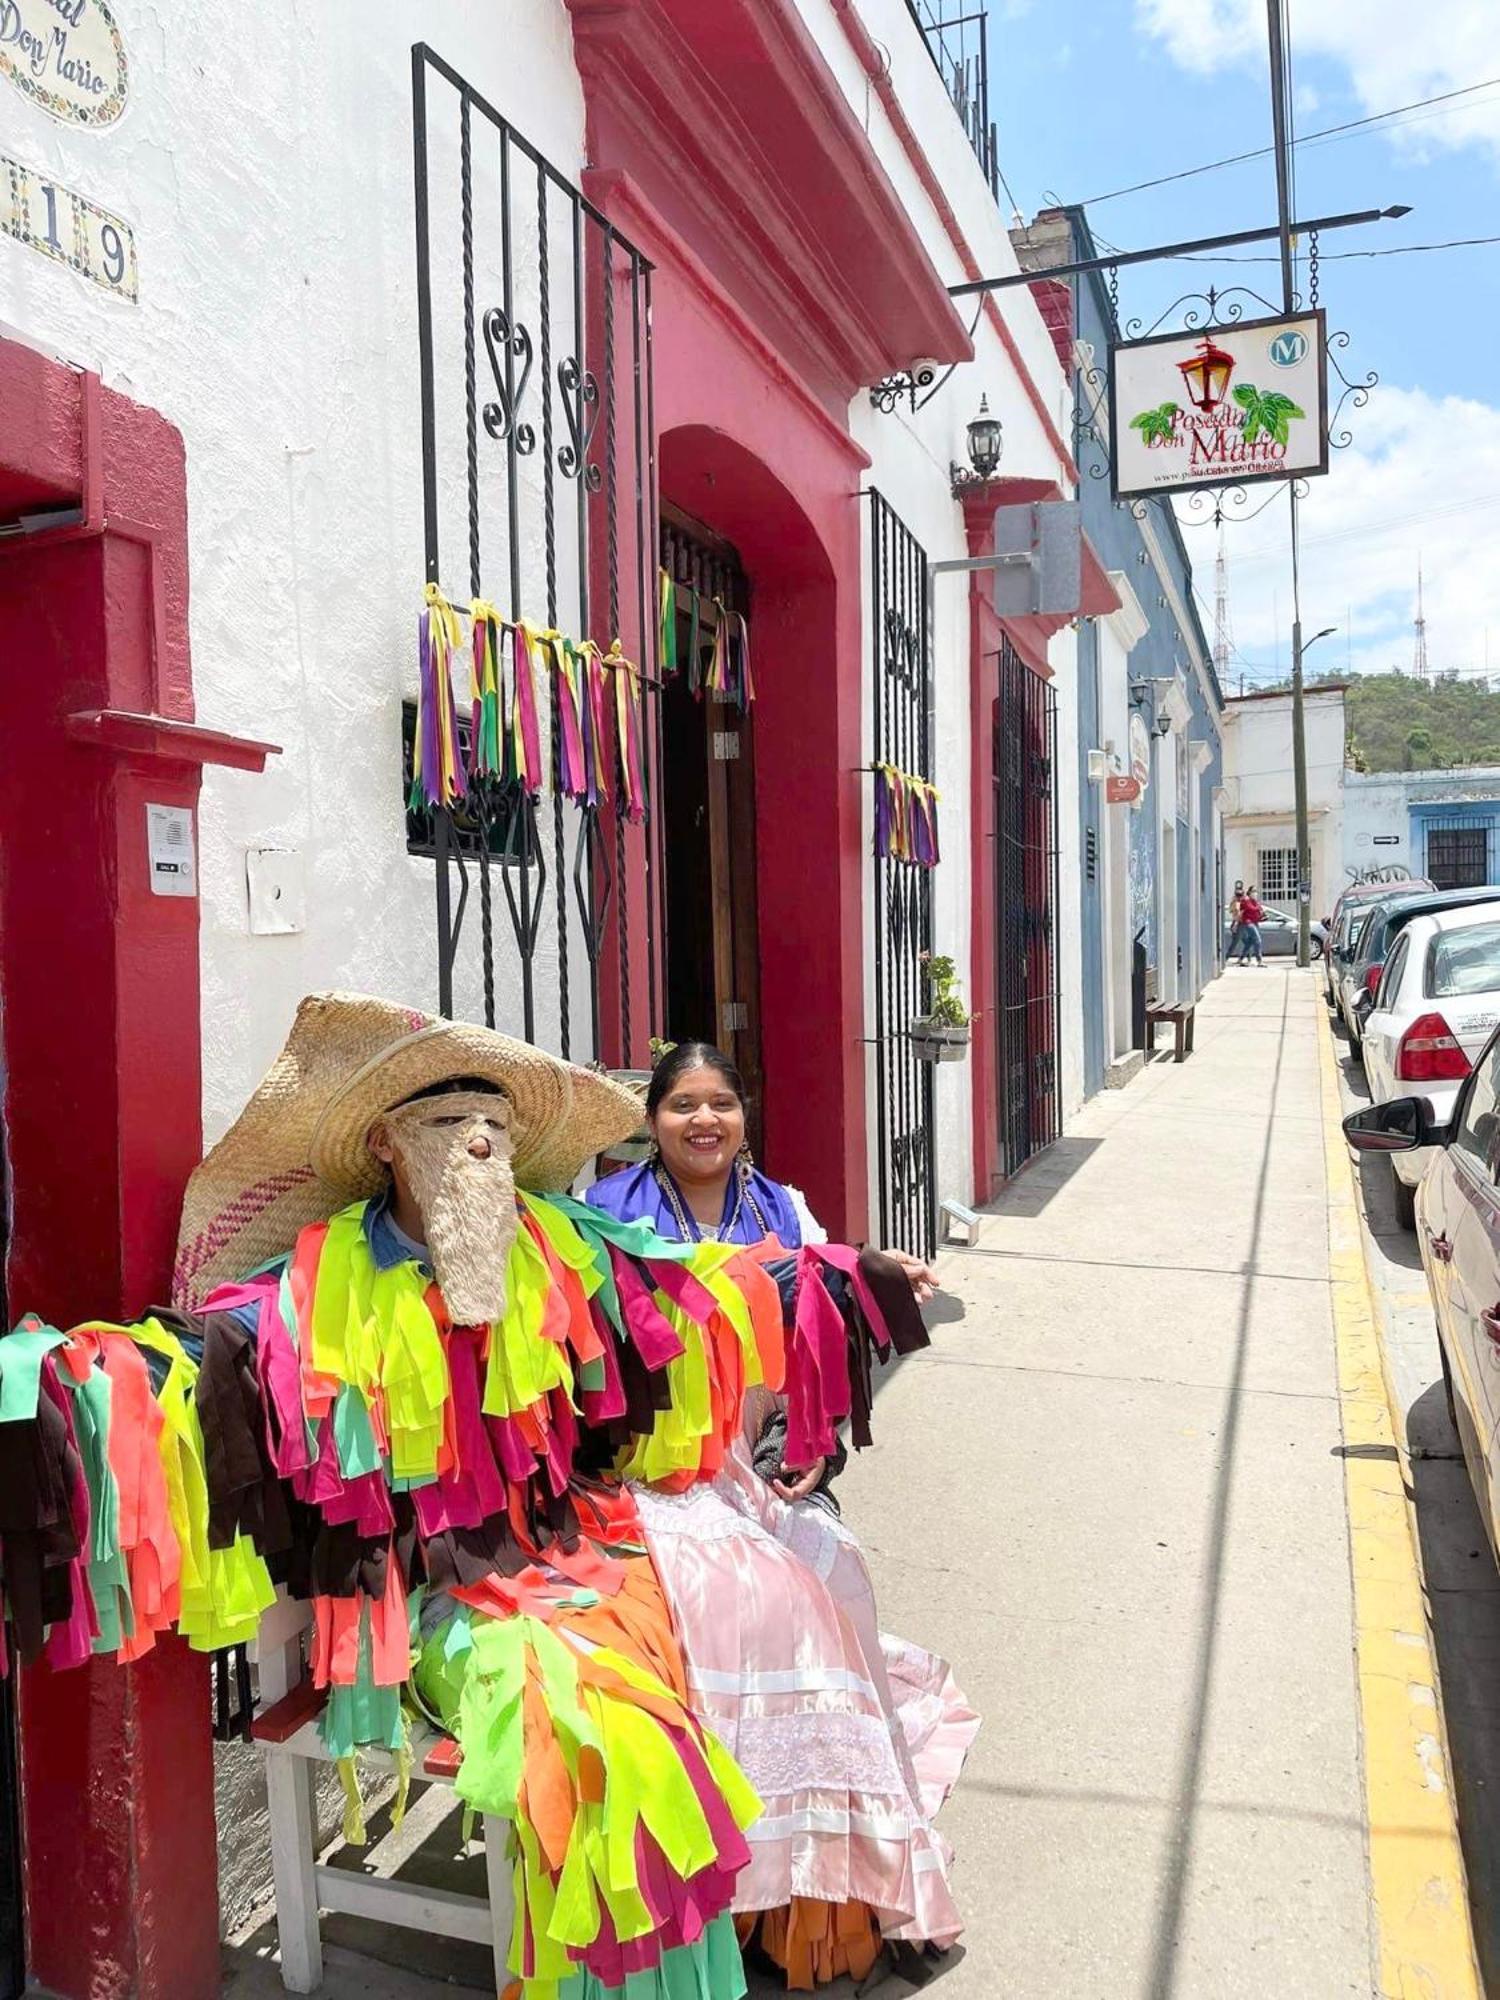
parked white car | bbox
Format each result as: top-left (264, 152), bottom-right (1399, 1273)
top-left (1360, 904), bottom-right (1500, 1227)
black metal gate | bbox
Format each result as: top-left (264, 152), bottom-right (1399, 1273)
top-left (994, 637), bottom-right (1061, 1178)
top-left (870, 493), bottom-right (937, 1261)
top-left (411, 45), bottom-right (663, 1063)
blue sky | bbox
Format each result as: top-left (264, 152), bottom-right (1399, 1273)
top-left (986, 0), bottom-right (1500, 686)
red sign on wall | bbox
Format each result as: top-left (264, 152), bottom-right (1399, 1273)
top-left (1106, 774), bottom-right (1141, 805)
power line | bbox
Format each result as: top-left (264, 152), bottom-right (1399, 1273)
top-left (1168, 232), bottom-right (1500, 262)
top-left (1070, 74), bottom-right (1500, 208)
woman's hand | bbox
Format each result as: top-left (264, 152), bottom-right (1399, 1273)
top-left (884, 1247), bottom-right (939, 1304)
top-left (772, 1458), bottom-right (827, 1503)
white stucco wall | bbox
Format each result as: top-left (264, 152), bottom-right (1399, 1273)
top-left (3, 0), bottom-right (1073, 1227)
top-left (1222, 688), bottom-right (1346, 916)
top-left (2, 0), bottom-right (591, 1139)
top-left (1343, 771), bottom-right (1416, 878)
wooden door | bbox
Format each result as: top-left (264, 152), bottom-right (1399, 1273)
top-left (659, 510), bottom-right (763, 1154)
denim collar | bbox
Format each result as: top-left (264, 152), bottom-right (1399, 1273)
top-left (361, 1191), bottom-right (431, 1275)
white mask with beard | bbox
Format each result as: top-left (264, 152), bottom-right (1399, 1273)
top-left (378, 1090), bottom-right (519, 1325)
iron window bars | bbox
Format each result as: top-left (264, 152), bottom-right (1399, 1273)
top-left (412, 45), bottom-right (663, 1064)
top-left (869, 492), bottom-right (938, 1262)
top-left (994, 636), bottom-right (1061, 1180)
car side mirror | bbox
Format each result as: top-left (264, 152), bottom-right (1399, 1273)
top-left (1342, 1097), bottom-right (1448, 1154)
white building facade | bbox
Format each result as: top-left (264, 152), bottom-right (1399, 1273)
top-left (1222, 685), bottom-right (1348, 921)
top-left (0, 0), bottom-right (1119, 1266)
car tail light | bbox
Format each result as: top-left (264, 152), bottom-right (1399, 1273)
top-left (1364, 963), bottom-right (1384, 999)
top-left (1396, 1012), bottom-right (1472, 1084)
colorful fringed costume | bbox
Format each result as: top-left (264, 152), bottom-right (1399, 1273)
top-left (0, 1188), bottom-right (944, 1998)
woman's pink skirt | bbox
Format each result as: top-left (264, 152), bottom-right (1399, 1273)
top-left (632, 1449), bottom-right (977, 1945)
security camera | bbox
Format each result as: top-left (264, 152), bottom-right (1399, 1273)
top-left (909, 358), bottom-right (939, 392)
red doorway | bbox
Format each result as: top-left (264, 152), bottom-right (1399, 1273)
top-left (0, 335), bottom-right (273, 1999)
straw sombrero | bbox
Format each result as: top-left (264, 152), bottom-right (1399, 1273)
top-left (172, 992), bottom-right (641, 1310)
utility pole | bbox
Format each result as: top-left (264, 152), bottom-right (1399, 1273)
top-left (1264, 0), bottom-right (1314, 966)
top-left (1291, 613), bottom-right (1310, 958)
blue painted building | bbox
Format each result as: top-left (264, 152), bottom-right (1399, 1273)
top-left (1014, 207), bottom-right (1227, 1095)
top-left (1345, 767), bottom-right (1500, 889)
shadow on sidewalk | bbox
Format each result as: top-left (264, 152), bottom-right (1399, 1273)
top-left (979, 1136), bottom-right (1104, 1219)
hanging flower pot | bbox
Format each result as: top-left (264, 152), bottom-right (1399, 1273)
top-left (910, 952), bottom-right (972, 1062)
top-left (909, 1017), bottom-right (971, 1064)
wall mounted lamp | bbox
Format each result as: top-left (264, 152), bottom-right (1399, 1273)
top-left (950, 396), bottom-right (1004, 490)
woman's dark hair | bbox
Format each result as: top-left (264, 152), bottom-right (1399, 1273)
top-left (646, 1042), bottom-right (745, 1117)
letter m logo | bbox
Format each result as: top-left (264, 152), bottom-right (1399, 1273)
top-left (1269, 329), bottom-right (1308, 368)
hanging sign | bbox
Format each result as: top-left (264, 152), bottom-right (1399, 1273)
top-left (0, 0), bottom-right (129, 127)
top-left (1106, 774), bottom-right (1141, 805)
top-left (1, 151), bottom-right (136, 297)
top-left (1109, 310), bottom-right (1327, 500)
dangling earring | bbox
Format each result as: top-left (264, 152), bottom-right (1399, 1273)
top-left (736, 1140), bottom-right (754, 1181)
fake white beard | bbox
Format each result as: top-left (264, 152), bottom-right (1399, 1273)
top-left (387, 1105), bottom-right (519, 1326)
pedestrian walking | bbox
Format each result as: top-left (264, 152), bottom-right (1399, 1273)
top-left (1226, 880), bottom-right (1245, 963)
top-left (1235, 886), bottom-right (1265, 964)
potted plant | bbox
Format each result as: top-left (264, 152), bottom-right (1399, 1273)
top-left (909, 954), bottom-right (971, 1063)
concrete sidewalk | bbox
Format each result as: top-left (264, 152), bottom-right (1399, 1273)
top-left (226, 966), bottom-right (1388, 1999)
top-left (836, 963), bottom-right (1375, 1997)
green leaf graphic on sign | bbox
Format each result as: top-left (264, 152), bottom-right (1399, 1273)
top-left (1129, 401), bottom-right (1179, 445)
top-left (1233, 383), bottom-right (1304, 447)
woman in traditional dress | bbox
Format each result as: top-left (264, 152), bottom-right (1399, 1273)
top-left (588, 1044), bottom-right (977, 1990)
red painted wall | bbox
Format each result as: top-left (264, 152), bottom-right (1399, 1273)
top-left (579, 168), bottom-right (874, 1242)
top-left (0, 341), bottom-right (221, 1999)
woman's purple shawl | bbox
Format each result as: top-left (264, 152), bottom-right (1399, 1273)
top-left (585, 1162), bottom-right (803, 1248)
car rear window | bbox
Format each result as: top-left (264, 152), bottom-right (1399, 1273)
top-left (1427, 922), bottom-right (1500, 998)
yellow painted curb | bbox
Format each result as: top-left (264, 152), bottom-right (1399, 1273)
top-left (1317, 1005), bottom-right (1481, 1998)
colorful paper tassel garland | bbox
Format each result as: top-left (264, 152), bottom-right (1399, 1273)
top-left (873, 763), bottom-right (940, 867)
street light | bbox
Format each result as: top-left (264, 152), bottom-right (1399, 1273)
top-left (1291, 622), bottom-right (1337, 968)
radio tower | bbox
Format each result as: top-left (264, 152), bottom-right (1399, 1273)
top-left (1413, 557), bottom-right (1430, 679)
top-left (1212, 526), bottom-right (1234, 687)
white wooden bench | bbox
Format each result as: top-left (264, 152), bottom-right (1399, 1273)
top-left (250, 1591), bottom-right (516, 1996)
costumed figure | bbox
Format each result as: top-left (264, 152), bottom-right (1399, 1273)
top-left (589, 1044), bottom-right (978, 1989)
top-left (0, 996), bottom-right (973, 1999)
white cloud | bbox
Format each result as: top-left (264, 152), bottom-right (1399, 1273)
top-left (1137, 0), bottom-right (1500, 168)
top-left (1206, 385), bottom-right (1500, 684)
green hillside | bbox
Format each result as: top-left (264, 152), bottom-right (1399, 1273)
top-left (1343, 672), bottom-right (1500, 773)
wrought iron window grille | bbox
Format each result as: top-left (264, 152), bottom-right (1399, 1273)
top-left (869, 492), bottom-right (938, 1261)
top-left (411, 45), bottom-right (662, 1061)
top-left (994, 637), bottom-right (1061, 1180)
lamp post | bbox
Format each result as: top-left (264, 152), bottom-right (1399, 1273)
top-left (1292, 622), bottom-right (1336, 967)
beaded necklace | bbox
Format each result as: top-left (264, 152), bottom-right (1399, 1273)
top-left (652, 1157), bottom-right (772, 1244)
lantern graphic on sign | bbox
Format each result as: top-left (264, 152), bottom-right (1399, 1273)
top-left (1175, 335), bottom-right (1235, 413)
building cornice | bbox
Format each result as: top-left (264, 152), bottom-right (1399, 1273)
top-left (566, 0), bottom-right (973, 412)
